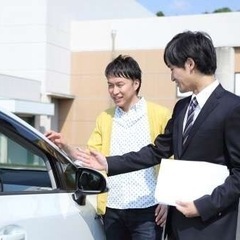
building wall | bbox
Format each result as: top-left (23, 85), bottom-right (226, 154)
top-left (2, 1), bottom-right (240, 145)
top-left (62, 50), bottom-right (175, 147)
top-left (67, 48), bottom-right (240, 147)
top-left (0, 0), bottom-right (73, 96)
top-left (235, 48), bottom-right (240, 72)
top-left (71, 13), bottom-right (240, 52)
top-left (216, 47), bottom-right (235, 93)
top-left (0, 0), bottom-right (158, 134)
top-left (64, 13), bottom-right (240, 147)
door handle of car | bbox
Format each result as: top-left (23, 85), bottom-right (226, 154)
top-left (0, 224), bottom-right (26, 240)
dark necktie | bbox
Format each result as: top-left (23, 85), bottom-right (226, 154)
top-left (182, 97), bottom-right (198, 145)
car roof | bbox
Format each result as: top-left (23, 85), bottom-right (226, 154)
top-left (0, 105), bottom-right (73, 163)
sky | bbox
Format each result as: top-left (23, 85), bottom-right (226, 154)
top-left (137, 0), bottom-right (240, 16)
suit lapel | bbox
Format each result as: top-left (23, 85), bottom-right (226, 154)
top-left (180, 85), bottom-right (225, 155)
top-left (176, 104), bottom-right (188, 157)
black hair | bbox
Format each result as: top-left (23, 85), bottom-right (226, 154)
top-left (105, 55), bottom-right (142, 94)
top-left (164, 31), bottom-right (217, 75)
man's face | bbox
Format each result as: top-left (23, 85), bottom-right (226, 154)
top-left (169, 59), bottom-right (195, 93)
top-left (107, 77), bottom-right (139, 111)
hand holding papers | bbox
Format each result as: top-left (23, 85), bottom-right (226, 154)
top-left (155, 159), bottom-right (229, 206)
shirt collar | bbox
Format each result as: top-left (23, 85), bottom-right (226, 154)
top-left (194, 80), bottom-right (219, 109)
top-left (116, 96), bottom-right (145, 115)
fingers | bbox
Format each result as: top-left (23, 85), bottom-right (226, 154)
top-left (44, 130), bottom-right (64, 148)
top-left (175, 201), bottom-right (199, 218)
top-left (175, 200), bottom-right (186, 207)
top-left (155, 204), bottom-right (168, 226)
top-left (175, 200), bottom-right (189, 214)
top-left (44, 130), bottom-right (53, 138)
top-left (155, 204), bottom-right (162, 215)
top-left (76, 149), bottom-right (90, 160)
top-left (76, 147), bottom-right (88, 154)
top-left (44, 130), bottom-right (58, 141)
top-left (89, 149), bottom-right (99, 157)
top-left (76, 148), bottom-right (92, 165)
top-left (175, 200), bottom-right (187, 215)
top-left (75, 148), bottom-right (108, 171)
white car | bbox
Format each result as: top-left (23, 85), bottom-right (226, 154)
top-left (0, 107), bottom-right (106, 240)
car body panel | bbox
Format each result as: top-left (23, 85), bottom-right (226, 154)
top-left (0, 106), bottom-right (106, 240)
top-left (0, 193), bottom-right (104, 240)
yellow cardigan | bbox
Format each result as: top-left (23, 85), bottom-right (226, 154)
top-left (87, 101), bottom-right (171, 214)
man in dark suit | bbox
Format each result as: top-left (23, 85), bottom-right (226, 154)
top-left (78, 31), bottom-right (240, 240)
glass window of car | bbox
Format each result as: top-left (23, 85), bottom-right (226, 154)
top-left (0, 124), bottom-right (54, 193)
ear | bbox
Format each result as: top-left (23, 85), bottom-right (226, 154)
top-left (134, 79), bottom-right (140, 89)
top-left (185, 58), bottom-right (195, 72)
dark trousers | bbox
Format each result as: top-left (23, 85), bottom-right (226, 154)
top-left (104, 205), bottom-right (163, 240)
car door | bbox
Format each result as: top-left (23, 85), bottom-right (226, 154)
top-left (0, 110), bottom-right (105, 240)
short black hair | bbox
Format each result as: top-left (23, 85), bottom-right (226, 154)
top-left (164, 31), bottom-right (217, 75)
top-left (105, 55), bottom-right (142, 94)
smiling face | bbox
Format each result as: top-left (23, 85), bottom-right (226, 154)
top-left (107, 77), bottom-right (140, 112)
top-left (164, 32), bottom-right (217, 95)
top-left (169, 59), bottom-right (194, 93)
top-left (169, 57), bottom-right (214, 95)
top-left (170, 66), bottom-right (188, 93)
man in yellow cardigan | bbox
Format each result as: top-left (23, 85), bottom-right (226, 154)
top-left (88, 99), bottom-right (171, 217)
top-left (46, 55), bottom-right (171, 240)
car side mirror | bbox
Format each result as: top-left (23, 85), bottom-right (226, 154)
top-left (73, 167), bottom-right (108, 205)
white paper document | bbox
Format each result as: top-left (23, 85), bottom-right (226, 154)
top-left (155, 159), bottom-right (229, 206)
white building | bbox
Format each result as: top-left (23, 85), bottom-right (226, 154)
top-left (0, 0), bottom-right (239, 135)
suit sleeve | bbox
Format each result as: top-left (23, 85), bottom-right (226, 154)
top-left (107, 118), bottom-right (174, 176)
top-left (194, 104), bottom-right (240, 221)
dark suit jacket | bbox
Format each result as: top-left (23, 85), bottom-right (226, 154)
top-left (107, 84), bottom-right (240, 240)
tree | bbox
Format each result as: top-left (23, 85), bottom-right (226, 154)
top-left (213, 7), bottom-right (232, 13)
top-left (156, 11), bottom-right (164, 17)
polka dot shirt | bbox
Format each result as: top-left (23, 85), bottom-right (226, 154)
top-left (107, 97), bottom-right (158, 209)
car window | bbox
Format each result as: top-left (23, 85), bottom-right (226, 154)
top-left (0, 130), bottom-right (53, 193)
